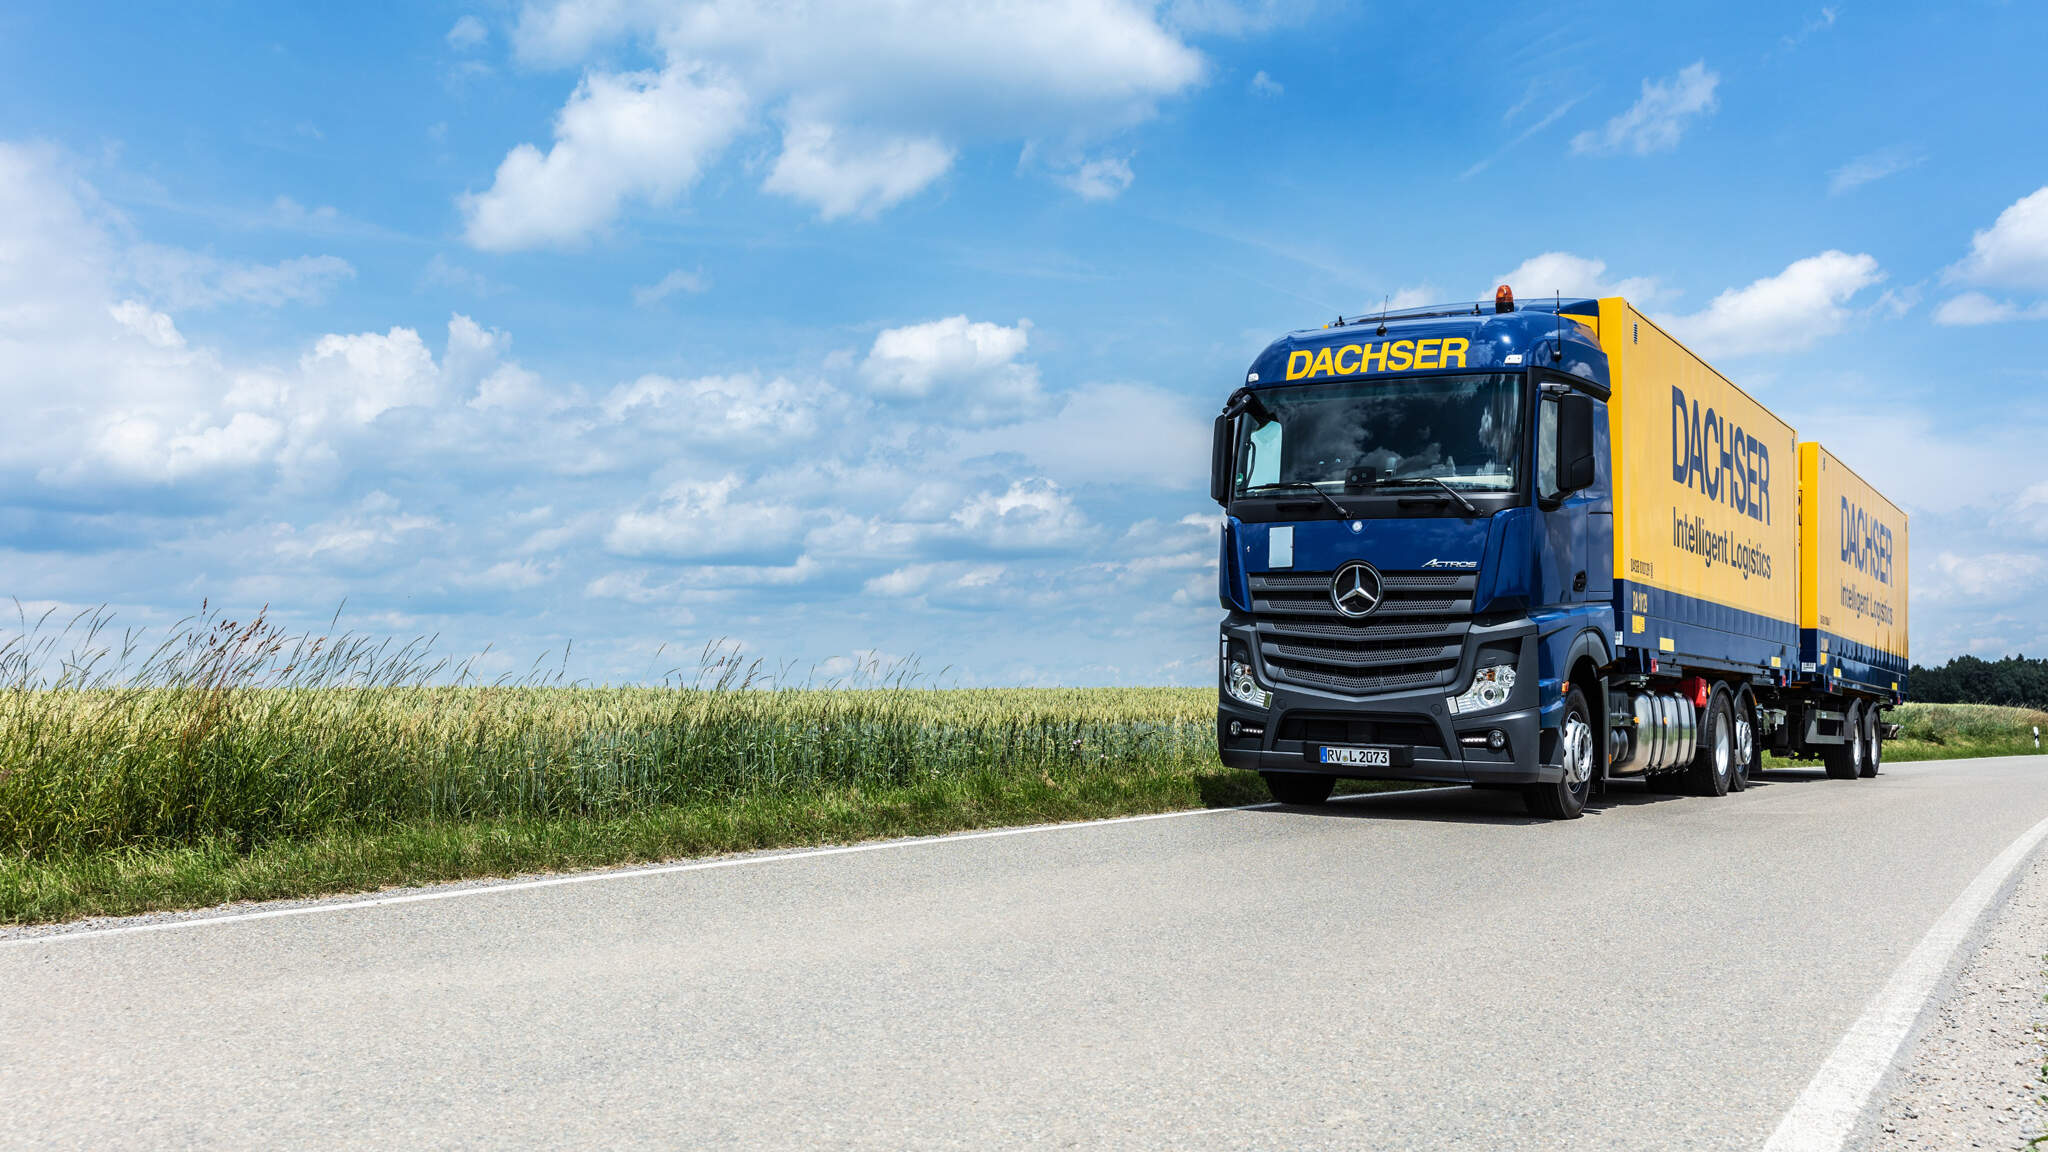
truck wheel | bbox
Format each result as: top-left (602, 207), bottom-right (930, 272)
top-left (1822, 702), bottom-right (1862, 779)
top-left (1685, 688), bottom-right (1736, 797)
top-left (1861, 706), bottom-right (1882, 777)
top-left (1524, 686), bottom-right (1595, 820)
top-left (1728, 692), bottom-right (1758, 792)
top-left (1262, 772), bottom-right (1335, 806)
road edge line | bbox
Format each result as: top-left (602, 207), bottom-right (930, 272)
top-left (0, 786), bottom-right (1447, 948)
top-left (1761, 811), bottom-right (2048, 1152)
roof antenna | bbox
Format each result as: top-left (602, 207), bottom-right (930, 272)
top-left (1375, 295), bottom-right (1389, 337)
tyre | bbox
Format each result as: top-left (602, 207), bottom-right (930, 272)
top-left (1861, 705), bottom-right (1882, 778)
top-left (1822, 701), bottom-right (1862, 780)
top-left (1524, 685), bottom-right (1596, 820)
top-left (1728, 692), bottom-right (1759, 792)
top-left (1262, 772), bottom-right (1335, 806)
top-left (1684, 687), bottom-right (1736, 797)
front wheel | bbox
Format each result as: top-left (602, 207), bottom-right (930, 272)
top-left (1262, 772), bottom-right (1335, 806)
top-left (1524, 686), bottom-right (1596, 820)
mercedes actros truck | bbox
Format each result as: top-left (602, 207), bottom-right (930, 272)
top-left (1211, 290), bottom-right (1909, 819)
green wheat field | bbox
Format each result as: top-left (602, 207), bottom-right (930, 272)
top-left (1, 607), bottom-right (2037, 924)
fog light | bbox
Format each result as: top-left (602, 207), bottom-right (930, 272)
top-left (1229, 719), bottom-right (1242, 737)
top-left (1487, 728), bottom-right (1507, 750)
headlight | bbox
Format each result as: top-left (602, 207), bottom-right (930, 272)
top-left (1225, 659), bottom-right (1272, 709)
top-left (1446, 663), bottom-right (1516, 715)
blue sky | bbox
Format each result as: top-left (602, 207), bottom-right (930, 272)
top-left (2, 1), bottom-right (2045, 684)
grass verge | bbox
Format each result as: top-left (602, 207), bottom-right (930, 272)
top-left (0, 767), bottom-right (1428, 926)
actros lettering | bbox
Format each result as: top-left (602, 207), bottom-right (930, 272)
top-left (1840, 497), bottom-right (1894, 585)
top-left (1670, 385), bottom-right (1769, 524)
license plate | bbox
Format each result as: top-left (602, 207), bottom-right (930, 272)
top-left (1319, 745), bottom-right (1392, 768)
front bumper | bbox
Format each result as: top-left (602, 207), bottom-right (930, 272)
top-left (1216, 617), bottom-right (1556, 785)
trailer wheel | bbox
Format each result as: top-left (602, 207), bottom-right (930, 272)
top-left (1728, 692), bottom-right (1759, 792)
top-left (1262, 772), bottom-right (1335, 806)
top-left (1822, 702), bottom-right (1862, 779)
top-left (1524, 686), bottom-right (1595, 820)
top-left (1685, 688), bottom-right (1736, 797)
top-left (1861, 706), bottom-right (1882, 778)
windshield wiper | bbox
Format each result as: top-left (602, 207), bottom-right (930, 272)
top-left (1379, 476), bottom-right (1481, 516)
top-left (1241, 481), bottom-right (1355, 518)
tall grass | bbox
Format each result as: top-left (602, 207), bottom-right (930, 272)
top-left (0, 605), bottom-right (1218, 860)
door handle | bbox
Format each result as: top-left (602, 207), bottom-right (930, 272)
top-left (1573, 571), bottom-right (1587, 592)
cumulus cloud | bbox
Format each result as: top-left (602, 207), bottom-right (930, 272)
top-left (1655, 251), bottom-right (1883, 358)
top-left (763, 120), bottom-right (954, 219)
top-left (1571, 61), bottom-right (1718, 156)
top-left (860, 315), bottom-right (1044, 423)
top-left (460, 63), bottom-right (748, 250)
top-left (1249, 70), bottom-right (1281, 97)
top-left (468, 0), bottom-right (1207, 246)
top-left (604, 475), bottom-right (805, 560)
top-left (1947, 185), bottom-right (2048, 291)
top-left (447, 15), bottom-right (489, 50)
top-left (1491, 253), bottom-right (1658, 302)
top-left (953, 478), bottom-right (1090, 550)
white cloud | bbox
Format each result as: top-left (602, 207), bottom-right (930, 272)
top-left (300, 327), bottom-right (445, 425)
top-left (1948, 186), bottom-right (2048, 291)
top-left (601, 371), bottom-right (827, 442)
top-left (952, 382), bottom-right (1208, 488)
top-left (1933, 292), bottom-right (2048, 326)
top-left (952, 478), bottom-right (1090, 550)
top-left (860, 315), bottom-right (1044, 423)
top-left (763, 120), bottom-right (953, 219)
top-left (1058, 155), bottom-right (1135, 201)
top-left (862, 561), bottom-right (1005, 599)
top-left (460, 63), bottom-right (748, 250)
top-left (1491, 252), bottom-right (1658, 302)
top-left (632, 267), bottom-right (709, 305)
top-left (447, 15), bottom-right (489, 50)
top-left (604, 475), bottom-right (804, 560)
top-left (1249, 70), bottom-right (1281, 97)
top-left (1571, 61), bottom-right (1718, 156)
top-left (1654, 251), bottom-right (1883, 358)
top-left (1828, 146), bottom-right (1922, 196)
top-left (123, 248), bottom-right (355, 311)
top-left (477, 0), bottom-right (1207, 246)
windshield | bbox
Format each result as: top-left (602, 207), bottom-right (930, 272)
top-left (1233, 373), bottom-right (1523, 497)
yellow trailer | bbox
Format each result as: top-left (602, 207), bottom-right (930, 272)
top-left (1798, 443), bottom-right (1909, 694)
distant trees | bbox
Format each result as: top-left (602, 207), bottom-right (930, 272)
top-left (1910, 655), bottom-right (2048, 709)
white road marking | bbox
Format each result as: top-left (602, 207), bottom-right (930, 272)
top-left (0, 786), bottom-right (1447, 949)
top-left (1762, 811), bottom-right (2048, 1152)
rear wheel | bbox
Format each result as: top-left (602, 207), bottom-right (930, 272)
top-left (1823, 701), bottom-right (1863, 779)
top-left (1729, 692), bottom-right (1758, 792)
top-left (1861, 706), bottom-right (1882, 777)
top-left (1524, 686), bottom-right (1596, 820)
top-left (1262, 772), bottom-right (1335, 806)
top-left (1685, 688), bottom-right (1736, 797)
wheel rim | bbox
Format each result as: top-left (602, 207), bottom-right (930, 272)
top-left (1713, 709), bottom-right (1732, 783)
top-left (1734, 711), bottom-right (1755, 777)
top-left (1869, 720), bottom-right (1882, 769)
top-left (1563, 712), bottom-right (1595, 796)
top-left (1850, 715), bottom-right (1865, 772)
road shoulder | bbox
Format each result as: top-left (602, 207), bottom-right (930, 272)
top-left (1871, 848), bottom-right (2048, 1149)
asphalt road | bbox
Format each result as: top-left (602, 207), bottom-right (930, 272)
top-left (7, 757), bottom-right (2048, 1151)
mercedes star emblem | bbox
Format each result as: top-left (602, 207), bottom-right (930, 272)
top-left (1329, 561), bottom-right (1385, 619)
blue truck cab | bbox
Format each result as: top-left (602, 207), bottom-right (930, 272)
top-left (1211, 292), bottom-right (1615, 818)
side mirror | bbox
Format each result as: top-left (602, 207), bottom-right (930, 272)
top-left (1557, 393), bottom-right (1597, 494)
top-left (1210, 414), bottom-right (1235, 505)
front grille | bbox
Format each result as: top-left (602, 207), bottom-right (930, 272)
top-left (1248, 569), bottom-right (1475, 697)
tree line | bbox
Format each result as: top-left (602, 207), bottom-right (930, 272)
top-left (1909, 655), bottom-right (2048, 710)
